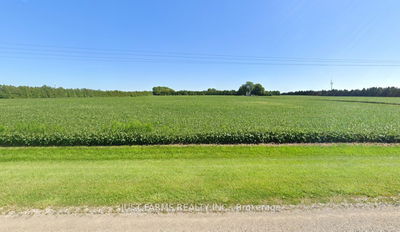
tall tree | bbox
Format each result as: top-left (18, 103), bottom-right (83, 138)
top-left (251, 83), bottom-right (265, 96)
top-left (238, 81), bottom-right (255, 96)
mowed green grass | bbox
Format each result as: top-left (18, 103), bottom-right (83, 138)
top-left (1, 95), bottom-right (400, 145)
top-left (1, 145), bottom-right (400, 208)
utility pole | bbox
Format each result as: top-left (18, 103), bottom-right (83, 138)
top-left (330, 80), bottom-right (334, 91)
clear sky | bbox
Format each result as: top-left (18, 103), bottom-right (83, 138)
top-left (0, 0), bottom-right (400, 92)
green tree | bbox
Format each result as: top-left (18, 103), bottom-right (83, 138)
top-left (251, 83), bottom-right (265, 96)
top-left (237, 81), bottom-right (255, 96)
top-left (152, 86), bottom-right (175, 95)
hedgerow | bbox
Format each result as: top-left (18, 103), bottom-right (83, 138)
top-left (0, 131), bottom-right (399, 146)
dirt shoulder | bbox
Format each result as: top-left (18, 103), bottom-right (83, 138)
top-left (1, 205), bottom-right (400, 232)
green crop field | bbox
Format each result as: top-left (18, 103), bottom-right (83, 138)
top-left (1, 95), bottom-right (400, 145)
top-left (1, 145), bottom-right (399, 209)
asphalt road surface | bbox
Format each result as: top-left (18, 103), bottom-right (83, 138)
top-left (1, 206), bottom-right (400, 232)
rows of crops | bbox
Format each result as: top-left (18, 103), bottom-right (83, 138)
top-left (0, 96), bottom-right (400, 146)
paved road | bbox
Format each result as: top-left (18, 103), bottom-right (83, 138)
top-left (1, 206), bottom-right (400, 232)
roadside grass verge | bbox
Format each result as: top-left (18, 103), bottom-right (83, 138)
top-left (0, 145), bottom-right (400, 209)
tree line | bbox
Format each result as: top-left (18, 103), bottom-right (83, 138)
top-left (283, 87), bottom-right (400, 97)
top-left (4, 83), bottom-right (399, 99)
top-left (153, 82), bottom-right (280, 96)
top-left (0, 85), bottom-right (152, 99)
top-left (152, 86), bottom-right (238, 96)
top-left (0, 83), bottom-right (279, 99)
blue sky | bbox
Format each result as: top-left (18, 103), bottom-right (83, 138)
top-left (0, 0), bottom-right (399, 92)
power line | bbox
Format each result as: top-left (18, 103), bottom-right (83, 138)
top-left (1, 43), bottom-right (398, 63)
top-left (1, 43), bottom-right (400, 67)
top-left (3, 54), bottom-right (400, 67)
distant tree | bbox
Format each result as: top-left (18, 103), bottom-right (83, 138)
top-left (238, 81), bottom-right (255, 96)
top-left (251, 83), bottom-right (266, 96)
top-left (283, 87), bottom-right (400, 97)
top-left (268, 91), bottom-right (281, 96)
top-left (152, 86), bottom-right (175, 95)
top-left (0, 84), bottom-right (151, 99)
top-left (237, 85), bottom-right (246, 95)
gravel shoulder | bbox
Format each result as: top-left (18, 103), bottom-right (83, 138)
top-left (1, 205), bottom-right (400, 232)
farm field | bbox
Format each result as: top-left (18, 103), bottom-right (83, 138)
top-left (1, 95), bottom-right (400, 145)
top-left (0, 144), bottom-right (400, 210)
